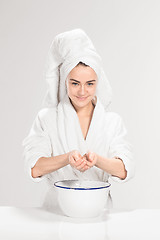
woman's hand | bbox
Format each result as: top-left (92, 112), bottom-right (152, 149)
top-left (68, 150), bottom-right (89, 172)
top-left (85, 151), bottom-right (98, 168)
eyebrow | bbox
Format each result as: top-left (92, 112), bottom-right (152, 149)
top-left (69, 79), bottom-right (96, 83)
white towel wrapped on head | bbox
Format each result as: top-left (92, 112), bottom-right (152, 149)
top-left (42, 28), bottom-right (112, 110)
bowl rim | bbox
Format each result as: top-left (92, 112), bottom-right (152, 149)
top-left (54, 180), bottom-right (111, 190)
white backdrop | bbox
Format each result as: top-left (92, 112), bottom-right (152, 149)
top-left (0, 0), bottom-right (160, 209)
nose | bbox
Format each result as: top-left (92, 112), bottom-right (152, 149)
top-left (78, 84), bottom-right (86, 95)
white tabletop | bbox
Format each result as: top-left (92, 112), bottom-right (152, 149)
top-left (0, 207), bottom-right (160, 240)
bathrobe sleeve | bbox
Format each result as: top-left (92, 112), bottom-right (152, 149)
top-left (22, 109), bottom-right (52, 182)
top-left (108, 113), bottom-right (135, 183)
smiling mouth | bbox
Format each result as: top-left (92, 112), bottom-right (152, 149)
top-left (76, 96), bottom-right (88, 100)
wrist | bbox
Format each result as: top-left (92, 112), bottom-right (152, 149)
top-left (95, 154), bottom-right (103, 167)
top-left (66, 151), bottom-right (72, 164)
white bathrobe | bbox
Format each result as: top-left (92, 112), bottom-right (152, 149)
top-left (22, 93), bottom-right (134, 211)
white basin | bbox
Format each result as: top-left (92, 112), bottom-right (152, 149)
top-left (54, 180), bottom-right (111, 218)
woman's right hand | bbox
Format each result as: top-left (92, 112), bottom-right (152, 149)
top-left (68, 150), bottom-right (89, 172)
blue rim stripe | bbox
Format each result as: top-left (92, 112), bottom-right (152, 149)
top-left (54, 181), bottom-right (111, 190)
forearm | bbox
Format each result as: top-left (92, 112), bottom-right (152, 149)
top-left (96, 154), bottom-right (127, 180)
top-left (31, 152), bottom-right (70, 178)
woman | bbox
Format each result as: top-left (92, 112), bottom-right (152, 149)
top-left (22, 29), bottom-right (135, 211)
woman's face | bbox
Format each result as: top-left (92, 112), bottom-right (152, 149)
top-left (66, 65), bottom-right (98, 109)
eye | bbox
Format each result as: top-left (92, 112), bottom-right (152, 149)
top-left (87, 83), bottom-right (94, 86)
top-left (72, 82), bottom-right (79, 86)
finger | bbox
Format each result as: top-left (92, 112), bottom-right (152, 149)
top-left (73, 158), bottom-right (84, 167)
top-left (74, 151), bottom-right (82, 160)
top-left (88, 153), bottom-right (95, 162)
top-left (82, 155), bottom-right (87, 161)
top-left (69, 155), bottom-right (81, 167)
top-left (81, 165), bottom-right (90, 172)
top-left (80, 168), bottom-right (87, 172)
top-left (85, 152), bottom-right (91, 160)
top-left (76, 160), bottom-right (87, 170)
top-left (85, 153), bottom-right (89, 160)
top-left (79, 165), bottom-right (89, 172)
top-left (74, 156), bottom-right (81, 163)
top-left (69, 158), bottom-right (76, 167)
top-left (86, 160), bottom-right (93, 167)
top-left (69, 155), bottom-right (76, 163)
top-left (89, 152), bottom-right (94, 159)
top-left (74, 154), bottom-right (82, 162)
top-left (79, 168), bottom-right (86, 172)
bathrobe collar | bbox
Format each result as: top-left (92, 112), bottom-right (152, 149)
top-left (57, 94), bottom-right (106, 156)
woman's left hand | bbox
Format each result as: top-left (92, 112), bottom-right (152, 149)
top-left (84, 151), bottom-right (98, 168)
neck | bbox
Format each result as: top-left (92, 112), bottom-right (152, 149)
top-left (70, 99), bottom-right (95, 117)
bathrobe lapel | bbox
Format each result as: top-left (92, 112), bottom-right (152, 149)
top-left (57, 94), bottom-right (106, 156)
